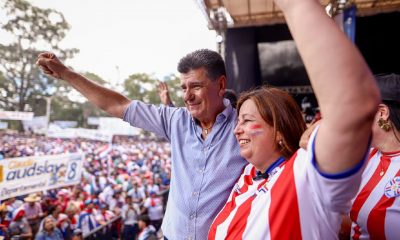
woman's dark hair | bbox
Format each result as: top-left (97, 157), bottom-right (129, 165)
top-left (375, 74), bottom-right (400, 131)
top-left (137, 214), bottom-right (151, 226)
top-left (237, 86), bottom-right (307, 158)
top-left (47, 205), bottom-right (57, 215)
top-left (383, 100), bottom-right (400, 131)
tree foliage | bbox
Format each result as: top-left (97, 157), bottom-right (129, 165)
top-left (0, 0), bottom-right (78, 113)
top-left (124, 73), bottom-right (159, 104)
top-left (124, 72), bottom-right (184, 106)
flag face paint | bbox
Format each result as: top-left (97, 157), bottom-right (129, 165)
top-left (249, 124), bottom-right (263, 136)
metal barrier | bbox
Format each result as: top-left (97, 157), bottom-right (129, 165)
top-left (83, 216), bottom-right (121, 239)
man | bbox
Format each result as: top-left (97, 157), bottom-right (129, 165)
top-left (9, 208), bottom-right (32, 240)
top-left (137, 215), bottom-right (157, 240)
top-left (37, 49), bottom-right (247, 239)
top-left (142, 191), bottom-right (163, 232)
top-left (121, 196), bottom-right (140, 240)
top-left (77, 199), bottom-right (98, 236)
top-left (22, 193), bottom-right (43, 235)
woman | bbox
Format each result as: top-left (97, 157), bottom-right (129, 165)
top-left (208, 0), bottom-right (380, 237)
top-left (35, 217), bottom-right (63, 240)
top-left (300, 74), bottom-right (400, 240)
top-left (209, 86), bottom-right (370, 239)
top-left (348, 73), bottom-right (400, 239)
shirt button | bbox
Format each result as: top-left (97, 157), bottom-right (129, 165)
top-left (190, 213), bottom-right (196, 219)
top-left (192, 191), bottom-right (198, 196)
top-left (197, 169), bottom-right (203, 174)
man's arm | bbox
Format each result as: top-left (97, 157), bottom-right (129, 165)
top-left (36, 52), bottom-right (131, 118)
top-left (275, 0), bottom-right (380, 173)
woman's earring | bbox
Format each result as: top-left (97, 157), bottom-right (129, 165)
top-left (278, 140), bottom-right (283, 146)
top-left (378, 118), bottom-right (391, 132)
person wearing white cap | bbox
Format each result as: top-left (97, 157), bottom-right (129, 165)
top-left (9, 207), bottom-right (32, 239)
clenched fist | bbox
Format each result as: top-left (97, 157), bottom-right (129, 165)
top-left (36, 52), bottom-right (69, 79)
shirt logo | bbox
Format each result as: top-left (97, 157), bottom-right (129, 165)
top-left (258, 186), bottom-right (268, 195)
top-left (384, 176), bottom-right (400, 198)
top-left (270, 167), bottom-right (279, 178)
top-left (234, 183), bottom-right (242, 194)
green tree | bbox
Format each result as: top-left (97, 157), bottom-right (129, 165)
top-left (123, 72), bottom-right (184, 107)
top-left (83, 72), bottom-right (107, 85)
top-left (124, 73), bottom-right (160, 104)
top-left (50, 95), bottom-right (84, 125)
top-left (80, 72), bottom-right (109, 127)
top-left (44, 72), bottom-right (109, 127)
top-left (0, 0), bottom-right (78, 113)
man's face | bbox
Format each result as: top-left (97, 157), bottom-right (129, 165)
top-left (180, 67), bottom-right (224, 122)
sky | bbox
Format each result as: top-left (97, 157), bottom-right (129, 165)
top-left (2, 0), bottom-right (217, 85)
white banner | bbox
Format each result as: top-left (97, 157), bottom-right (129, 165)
top-left (98, 117), bottom-right (140, 136)
top-left (0, 111), bottom-right (34, 121)
top-left (87, 117), bottom-right (99, 125)
top-left (0, 121), bottom-right (8, 129)
top-left (47, 124), bottom-right (113, 142)
top-left (77, 128), bottom-right (113, 142)
top-left (53, 121), bottom-right (78, 129)
top-left (47, 124), bottom-right (77, 139)
top-left (22, 116), bottom-right (48, 134)
top-left (0, 153), bottom-right (84, 200)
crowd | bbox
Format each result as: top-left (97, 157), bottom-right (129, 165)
top-left (0, 134), bottom-right (171, 240)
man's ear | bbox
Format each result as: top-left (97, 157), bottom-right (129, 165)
top-left (218, 75), bottom-right (227, 97)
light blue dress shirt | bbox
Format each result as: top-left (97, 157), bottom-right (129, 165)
top-left (123, 99), bottom-right (247, 239)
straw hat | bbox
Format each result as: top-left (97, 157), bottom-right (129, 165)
top-left (24, 193), bottom-right (41, 202)
top-left (0, 203), bottom-right (7, 212)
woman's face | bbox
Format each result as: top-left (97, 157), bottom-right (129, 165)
top-left (44, 218), bottom-right (55, 231)
top-left (234, 99), bottom-right (281, 171)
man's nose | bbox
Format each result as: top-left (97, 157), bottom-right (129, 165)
top-left (184, 89), bottom-right (193, 101)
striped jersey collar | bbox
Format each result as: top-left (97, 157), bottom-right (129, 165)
top-left (253, 156), bottom-right (286, 181)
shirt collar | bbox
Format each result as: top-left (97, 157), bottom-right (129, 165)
top-left (253, 156), bottom-right (286, 181)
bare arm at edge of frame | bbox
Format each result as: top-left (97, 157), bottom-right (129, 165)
top-left (275, 0), bottom-right (380, 173)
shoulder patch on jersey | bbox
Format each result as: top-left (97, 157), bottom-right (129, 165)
top-left (384, 176), bottom-right (400, 198)
top-left (234, 183), bottom-right (242, 194)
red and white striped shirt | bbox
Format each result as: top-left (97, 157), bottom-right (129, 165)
top-left (350, 149), bottom-right (400, 240)
top-left (209, 130), bottom-right (365, 240)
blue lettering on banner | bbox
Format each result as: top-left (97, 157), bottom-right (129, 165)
top-left (6, 160), bottom-right (66, 181)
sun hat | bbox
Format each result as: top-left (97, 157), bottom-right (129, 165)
top-left (24, 193), bottom-right (41, 202)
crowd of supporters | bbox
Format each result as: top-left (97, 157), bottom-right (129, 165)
top-left (0, 133), bottom-right (171, 240)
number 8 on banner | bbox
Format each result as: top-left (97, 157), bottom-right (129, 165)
top-left (67, 161), bottom-right (78, 181)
